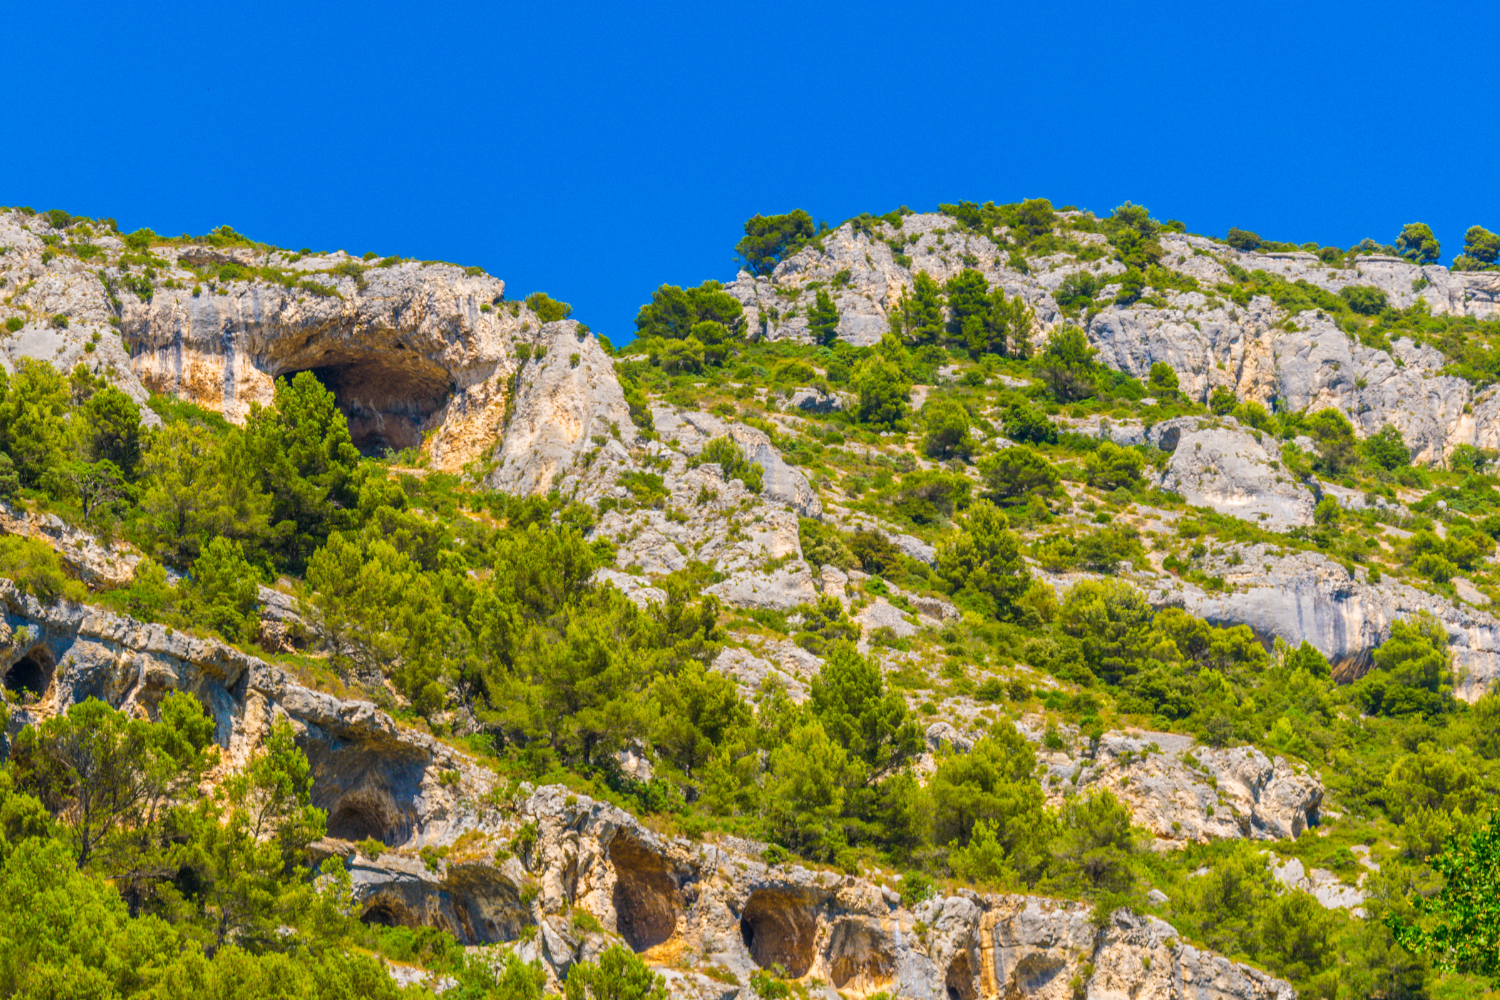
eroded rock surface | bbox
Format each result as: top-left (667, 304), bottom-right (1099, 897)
top-left (723, 212), bottom-right (1500, 462)
top-left (1156, 421), bottom-right (1316, 531)
top-left (1154, 545), bottom-right (1500, 700)
top-left (1020, 725), bottom-right (1323, 845)
top-left (0, 581), bottom-right (1292, 1000)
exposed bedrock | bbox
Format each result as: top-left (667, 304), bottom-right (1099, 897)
top-left (0, 581), bottom-right (1291, 1000)
top-left (121, 257), bottom-right (522, 469)
top-left (103, 248), bottom-right (633, 482)
top-left (723, 213), bottom-right (1499, 463)
top-left (348, 856), bottom-right (532, 945)
top-left (1152, 544), bottom-right (1500, 701)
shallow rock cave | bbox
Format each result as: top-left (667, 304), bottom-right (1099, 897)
top-left (824, 918), bottom-right (895, 992)
top-left (444, 864), bottom-right (532, 944)
top-left (4, 648), bottom-right (54, 702)
top-left (300, 735), bottom-right (429, 847)
top-left (357, 868), bottom-right (531, 945)
top-left (328, 795), bottom-right (401, 844)
top-left (740, 889), bottom-right (818, 979)
top-left (609, 835), bottom-right (682, 953)
top-left (360, 899), bottom-right (415, 929)
top-left (946, 950), bottom-right (979, 1000)
top-left (277, 347), bottom-right (454, 457)
top-left (1013, 952), bottom-right (1068, 993)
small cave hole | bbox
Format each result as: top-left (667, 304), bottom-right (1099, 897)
top-left (5, 649), bottom-right (53, 703)
top-left (740, 890), bottom-right (818, 979)
top-left (609, 836), bottom-right (681, 953)
top-left (946, 951), bottom-right (978, 1000)
top-left (360, 900), bottom-right (410, 928)
top-left (825, 919), bottom-right (895, 991)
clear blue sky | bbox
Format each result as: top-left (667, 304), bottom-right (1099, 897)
top-left (6, 0), bottom-right (1496, 343)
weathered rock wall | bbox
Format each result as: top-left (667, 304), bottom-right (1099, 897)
top-left (1023, 725), bottom-right (1323, 845)
top-left (1152, 544), bottom-right (1500, 701)
top-left (0, 211), bottom-right (629, 480)
top-left (0, 581), bottom-right (1292, 1000)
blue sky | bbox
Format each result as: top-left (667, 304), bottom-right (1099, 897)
top-left (6, 0), bottom-right (1497, 343)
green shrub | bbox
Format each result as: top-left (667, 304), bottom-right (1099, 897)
top-left (1226, 227), bottom-right (1262, 251)
top-left (1084, 442), bottom-right (1145, 491)
top-left (1055, 271), bottom-right (1101, 313)
top-left (4, 317), bottom-right (23, 333)
top-left (0, 535), bottom-right (84, 603)
top-left (1340, 285), bottom-right (1388, 316)
top-left (691, 436), bottom-right (763, 493)
top-left (526, 292), bottom-right (572, 323)
top-left (50, 314), bottom-right (68, 329)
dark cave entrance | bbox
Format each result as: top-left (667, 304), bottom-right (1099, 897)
top-left (5, 648), bottom-right (53, 702)
top-left (329, 801), bottom-right (393, 844)
top-left (609, 835), bottom-right (681, 953)
top-left (279, 349), bottom-right (454, 458)
top-left (946, 951), bottom-right (978, 1000)
top-left (740, 890), bottom-right (818, 978)
top-left (360, 901), bottom-right (410, 928)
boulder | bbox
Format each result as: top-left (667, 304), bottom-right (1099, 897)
top-left (1157, 422), bottom-right (1316, 531)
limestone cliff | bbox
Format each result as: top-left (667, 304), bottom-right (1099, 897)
top-left (0, 581), bottom-right (1292, 1000)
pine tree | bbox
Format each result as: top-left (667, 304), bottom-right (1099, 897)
top-left (807, 288), bottom-right (840, 345)
top-left (896, 272), bottom-right (944, 345)
top-left (944, 268), bottom-right (990, 353)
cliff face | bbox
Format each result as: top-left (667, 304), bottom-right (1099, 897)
top-left (121, 251), bottom-right (524, 470)
top-left (0, 581), bottom-right (1292, 1000)
top-left (0, 213), bottom-right (628, 477)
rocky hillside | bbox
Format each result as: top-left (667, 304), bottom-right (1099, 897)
top-left (1, 200), bottom-right (1498, 998)
top-left (0, 581), bottom-right (1293, 1000)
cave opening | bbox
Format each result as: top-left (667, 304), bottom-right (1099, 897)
top-left (740, 890), bottom-right (818, 979)
top-left (278, 350), bottom-right (454, 458)
top-left (327, 796), bottom-right (400, 845)
top-left (5, 648), bottom-right (53, 702)
top-left (825, 918), bottom-right (895, 992)
top-left (946, 951), bottom-right (978, 1000)
top-left (360, 901), bottom-right (410, 928)
top-left (609, 836), bottom-right (681, 953)
top-left (445, 865), bottom-right (533, 944)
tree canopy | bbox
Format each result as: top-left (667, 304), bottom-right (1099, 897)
top-left (735, 210), bottom-right (816, 276)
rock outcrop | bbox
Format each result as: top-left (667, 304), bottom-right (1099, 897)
top-left (1154, 421), bottom-right (1316, 532)
top-left (490, 322), bottom-right (638, 495)
top-left (1153, 544), bottom-right (1500, 700)
top-left (1023, 725), bottom-right (1323, 845)
top-left (0, 211), bottom-right (630, 481)
top-left (0, 580), bottom-right (1293, 1000)
top-left (652, 407), bottom-right (821, 518)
